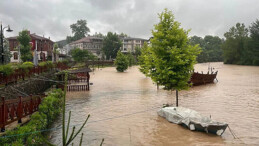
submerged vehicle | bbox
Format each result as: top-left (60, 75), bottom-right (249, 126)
top-left (157, 107), bottom-right (228, 135)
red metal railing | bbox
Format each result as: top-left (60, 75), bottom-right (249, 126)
top-left (0, 94), bottom-right (46, 132)
top-left (0, 62), bottom-right (69, 86)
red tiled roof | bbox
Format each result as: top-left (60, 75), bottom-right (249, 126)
top-left (69, 36), bottom-right (103, 45)
top-left (7, 33), bottom-right (53, 42)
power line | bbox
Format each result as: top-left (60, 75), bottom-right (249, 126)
top-left (0, 105), bottom-right (161, 139)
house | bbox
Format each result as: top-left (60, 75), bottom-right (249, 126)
top-left (69, 36), bottom-right (103, 58)
top-left (7, 31), bottom-right (54, 62)
top-left (121, 37), bottom-right (148, 53)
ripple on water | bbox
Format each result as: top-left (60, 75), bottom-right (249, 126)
top-left (50, 63), bottom-right (259, 145)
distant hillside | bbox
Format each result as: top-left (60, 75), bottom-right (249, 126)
top-left (56, 39), bottom-right (67, 48)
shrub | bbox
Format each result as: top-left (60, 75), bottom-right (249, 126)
top-left (45, 61), bottom-right (54, 68)
top-left (22, 62), bottom-right (34, 69)
top-left (17, 62), bottom-right (34, 73)
top-left (0, 64), bottom-right (14, 76)
top-left (38, 61), bottom-right (47, 67)
top-left (115, 51), bottom-right (129, 72)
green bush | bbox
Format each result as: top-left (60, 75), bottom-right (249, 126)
top-left (22, 62), bottom-right (34, 69)
top-left (38, 61), bottom-right (47, 67)
top-left (45, 61), bottom-right (54, 68)
top-left (17, 62), bottom-right (34, 73)
top-left (0, 64), bottom-right (14, 76)
top-left (0, 89), bottom-right (64, 145)
top-left (115, 51), bottom-right (129, 72)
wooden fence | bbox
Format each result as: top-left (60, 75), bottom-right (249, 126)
top-left (0, 94), bottom-right (45, 132)
top-left (85, 60), bottom-right (114, 68)
top-left (68, 79), bottom-right (88, 84)
top-left (0, 62), bottom-right (69, 86)
top-left (67, 85), bottom-right (89, 91)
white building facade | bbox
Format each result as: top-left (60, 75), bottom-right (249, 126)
top-left (121, 37), bottom-right (148, 53)
top-left (69, 36), bottom-right (103, 58)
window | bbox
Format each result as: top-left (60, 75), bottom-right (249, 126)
top-left (13, 52), bottom-right (18, 60)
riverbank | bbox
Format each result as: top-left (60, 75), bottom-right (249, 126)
top-left (49, 63), bottom-right (259, 145)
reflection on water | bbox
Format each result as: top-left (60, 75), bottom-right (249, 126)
top-left (50, 62), bottom-right (259, 145)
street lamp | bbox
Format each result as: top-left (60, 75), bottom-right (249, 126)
top-left (1, 23), bottom-right (13, 64)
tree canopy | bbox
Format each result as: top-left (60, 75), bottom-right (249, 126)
top-left (70, 48), bottom-right (95, 62)
top-left (139, 9), bottom-right (200, 106)
top-left (17, 30), bottom-right (32, 62)
top-left (102, 32), bottom-right (122, 60)
top-left (0, 37), bottom-right (12, 64)
top-left (222, 21), bottom-right (259, 65)
top-left (189, 35), bottom-right (224, 63)
top-left (66, 20), bottom-right (90, 43)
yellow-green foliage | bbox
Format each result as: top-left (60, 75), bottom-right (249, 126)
top-left (45, 61), bottom-right (54, 68)
top-left (141, 9), bottom-right (201, 91)
top-left (17, 62), bottom-right (34, 73)
top-left (0, 64), bottom-right (14, 76)
top-left (39, 61), bottom-right (47, 67)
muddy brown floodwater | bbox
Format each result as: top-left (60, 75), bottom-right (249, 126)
top-left (50, 62), bottom-right (259, 146)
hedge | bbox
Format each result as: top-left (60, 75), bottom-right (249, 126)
top-left (0, 89), bottom-right (64, 145)
top-left (0, 64), bottom-right (14, 76)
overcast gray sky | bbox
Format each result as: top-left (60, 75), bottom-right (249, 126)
top-left (1, 0), bottom-right (258, 41)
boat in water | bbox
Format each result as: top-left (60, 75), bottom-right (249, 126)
top-left (157, 107), bottom-right (228, 135)
top-left (190, 71), bottom-right (218, 86)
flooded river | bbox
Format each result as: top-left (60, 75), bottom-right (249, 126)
top-left (50, 62), bottom-right (259, 145)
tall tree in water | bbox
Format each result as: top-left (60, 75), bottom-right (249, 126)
top-left (140, 9), bottom-right (201, 106)
top-left (66, 20), bottom-right (90, 43)
top-left (17, 30), bottom-right (32, 62)
top-left (102, 32), bottom-right (122, 59)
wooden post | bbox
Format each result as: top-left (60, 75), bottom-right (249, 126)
top-left (1, 97), bottom-right (6, 132)
top-left (17, 96), bottom-right (23, 123)
top-left (176, 90), bottom-right (178, 107)
top-left (29, 95), bottom-right (33, 114)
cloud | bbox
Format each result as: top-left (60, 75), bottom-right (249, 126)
top-left (1, 0), bottom-right (258, 41)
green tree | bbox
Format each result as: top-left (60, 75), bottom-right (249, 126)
top-left (102, 32), bottom-right (122, 59)
top-left (138, 42), bottom-right (153, 76)
top-left (119, 32), bottom-right (128, 38)
top-left (222, 23), bottom-right (249, 64)
top-left (133, 46), bottom-right (141, 62)
top-left (189, 36), bottom-right (207, 62)
top-left (127, 53), bottom-right (135, 67)
top-left (204, 35), bottom-right (224, 62)
top-left (1, 37), bottom-right (12, 64)
top-left (17, 30), bottom-right (32, 62)
top-left (70, 48), bottom-right (95, 62)
top-left (93, 32), bottom-right (104, 38)
top-left (189, 35), bottom-right (224, 63)
top-left (66, 20), bottom-right (90, 43)
top-left (247, 20), bottom-right (259, 65)
top-left (143, 9), bottom-right (200, 106)
top-left (115, 51), bottom-right (129, 72)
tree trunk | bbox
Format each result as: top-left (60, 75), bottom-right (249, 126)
top-left (176, 90), bottom-right (178, 107)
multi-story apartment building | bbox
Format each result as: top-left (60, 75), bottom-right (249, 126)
top-left (8, 31), bottom-right (54, 62)
top-left (69, 36), bottom-right (103, 57)
top-left (121, 37), bottom-right (148, 53)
